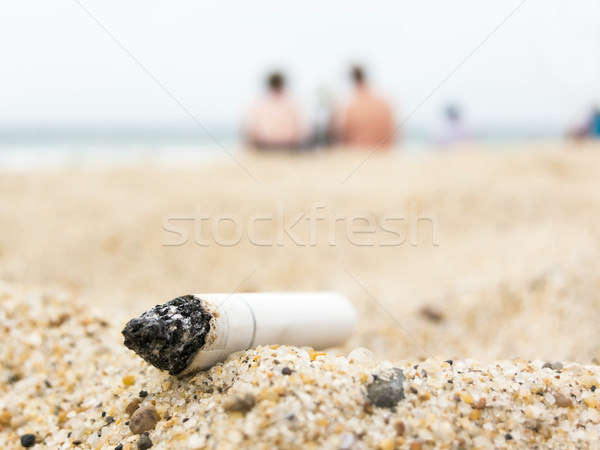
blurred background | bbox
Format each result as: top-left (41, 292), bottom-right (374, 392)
top-left (2, 1), bottom-right (600, 164)
top-left (1, 1), bottom-right (600, 364)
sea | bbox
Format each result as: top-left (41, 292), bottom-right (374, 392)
top-left (0, 126), bottom-right (562, 172)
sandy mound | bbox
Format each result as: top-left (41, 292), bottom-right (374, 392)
top-left (1, 284), bottom-right (599, 449)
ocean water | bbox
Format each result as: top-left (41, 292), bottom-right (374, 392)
top-left (0, 128), bottom-right (239, 172)
top-left (0, 126), bottom-right (561, 172)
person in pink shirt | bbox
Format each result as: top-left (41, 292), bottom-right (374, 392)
top-left (340, 66), bottom-right (395, 150)
top-left (246, 72), bottom-right (302, 150)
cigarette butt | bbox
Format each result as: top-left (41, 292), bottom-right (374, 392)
top-left (122, 292), bottom-right (357, 375)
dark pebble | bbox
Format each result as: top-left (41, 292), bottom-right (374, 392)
top-left (139, 390), bottom-right (148, 398)
top-left (542, 362), bottom-right (552, 369)
top-left (366, 368), bottom-right (405, 409)
top-left (20, 434), bottom-right (35, 448)
top-left (591, 386), bottom-right (596, 392)
top-left (115, 445), bottom-right (123, 450)
top-left (129, 406), bottom-right (160, 434)
top-left (222, 391), bottom-right (256, 413)
top-left (505, 433), bottom-right (513, 440)
top-left (137, 433), bottom-right (153, 450)
top-left (105, 416), bottom-right (115, 425)
top-left (8, 374), bottom-right (20, 384)
top-left (551, 362), bottom-right (564, 371)
top-left (445, 360), bottom-right (453, 365)
top-left (101, 411), bottom-right (106, 417)
top-left (281, 367), bottom-right (292, 376)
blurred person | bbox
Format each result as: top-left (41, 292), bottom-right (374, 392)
top-left (338, 66), bottom-right (395, 149)
top-left (568, 105), bottom-right (600, 141)
top-left (246, 72), bottom-right (302, 150)
top-left (436, 104), bottom-right (469, 147)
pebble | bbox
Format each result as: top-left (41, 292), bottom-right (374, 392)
top-left (0, 410), bottom-right (11, 426)
top-left (20, 434), bottom-right (36, 448)
top-left (129, 406), bottom-right (160, 434)
top-left (281, 367), bottom-right (292, 376)
top-left (366, 367), bottom-right (405, 408)
top-left (137, 433), bottom-right (153, 449)
top-left (347, 347), bottom-right (375, 365)
top-left (222, 391), bottom-right (256, 413)
top-left (378, 438), bottom-right (395, 450)
top-left (338, 432), bottom-right (356, 450)
top-left (554, 392), bottom-right (572, 408)
top-left (139, 390), bottom-right (148, 398)
top-left (394, 420), bottom-right (406, 436)
top-left (126, 398), bottom-right (142, 416)
top-left (409, 441), bottom-right (422, 450)
top-left (552, 362), bottom-right (564, 371)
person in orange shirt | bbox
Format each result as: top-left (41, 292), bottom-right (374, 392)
top-left (340, 66), bottom-right (396, 150)
top-left (246, 72), bottom-right (302, 150)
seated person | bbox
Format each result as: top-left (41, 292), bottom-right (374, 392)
top-left (339, 66), bottom-right (395, 149)
top-left (246, 72), bottom-right (302, 150)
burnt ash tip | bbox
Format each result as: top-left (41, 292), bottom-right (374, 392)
top-left (122, 295), bottom-right (211, 375)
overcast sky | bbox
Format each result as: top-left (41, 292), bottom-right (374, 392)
top-left (2, 1), bottom-right (600, 134)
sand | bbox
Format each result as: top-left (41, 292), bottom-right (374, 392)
top-left (1, 142), bottom-right (600, 448)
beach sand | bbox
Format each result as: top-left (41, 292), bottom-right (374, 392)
top-left (1, 142), bottom-right (600, 448)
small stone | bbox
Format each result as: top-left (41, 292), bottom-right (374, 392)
top-left (122, 375), bottom-right (135, 386)
top-left (139, 390), bottom-right (148, 398)
top-left (474, 397), bottom-right (486, 409)
top-left (0, 410), bottom-right (12, 426)
top-left (129, 406), bottom-right (160, 434)
top-left (126, 398), bottom-right (142, 416)
top-left (281, 367), bottom-right (292, 376)
top-left (554, 392), bottom-right (572, 408)
top-left (542, 362), bottom-right (552, 369)
top-left (115, 445), bottom-right (123, 450)
top-left (366, 368), bottom-right (405, 409)
top-left (222, 391), bottom-right (256, 413)
top-left (409, 442), bottom-right (422, 450)
top-left (551, 362), bottom-right (564, 371)
top-left (20, 434), bottom-right (36, 448)
top-left (338, 432), bottom-right (356, 450)
top-left (420, 306), bottom-right (444, 323)
top-left (469, 409), bottom-right (481, 420)
top-left (583, 396), bottom-right (599, 408)
top-left (394, 420), bottom-right (406, 436)
top-left (137, 433), bottom-right (153, 450)
top-left (505, 433), bottom-right (513, 440)
top-left (378, 438), bottom-right (395, 450)
top-left (347, 347), bottom-right (375, 365)
top-left (579, 375), bottom-right (598, 389)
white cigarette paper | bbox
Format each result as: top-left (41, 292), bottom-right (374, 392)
top-left (188, 292), bottom-right (357, 373)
